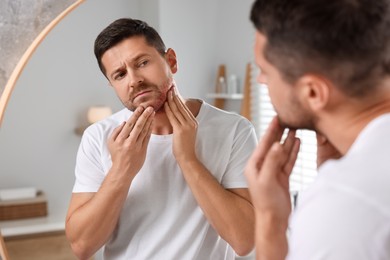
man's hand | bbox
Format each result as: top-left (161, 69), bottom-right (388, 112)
top-left (66, 106), bottom-right (154, 260)
top-left (164, 86), bottom-right (198, 163)
top-left (245, 117), bottom-right (300, 222)
top-left (108, 106), bottom-right (155, 179)
top-left (316, 133), bottom-right (342, 168)
top-left (164, 87), bottom-right (255, 255)
top-left (244, 117), bottom-right (300, 260)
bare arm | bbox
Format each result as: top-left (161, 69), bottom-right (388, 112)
top-left (178, 160), bottom-right (255, 256)
top-left (65, 106), bottom-right (154, 260)
top-left (164, 87), bottom-right (255, 256)
top-left (244, 117), bottom-right (300, 260)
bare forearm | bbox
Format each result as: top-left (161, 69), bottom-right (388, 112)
top-left (255, 213), bottom-right (288, 260)
top-left (178, 159), bottom-right (255, 255)
top-left (66, 170), bottom-right (133, 259)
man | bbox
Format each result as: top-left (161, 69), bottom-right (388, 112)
top-left (245, 0), bottom-right (390, 259)
top-left (65, 18), bottom-right (256, 260)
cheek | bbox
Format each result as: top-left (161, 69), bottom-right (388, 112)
top-left (267, 82), bottom-right (289, 112)
top-left (161, 77), bottom-right (173, 93)
top-left (156, 79), bottom-right (172, 103)
top-left (158, 90), bottom-right (168, 102)
top-left (267, 84), bottom-right (279, 105)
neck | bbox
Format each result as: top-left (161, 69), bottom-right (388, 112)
top-left (318, 89), bottom-right (390, 155)
top-left (152, 110), bottom-right (173, 135)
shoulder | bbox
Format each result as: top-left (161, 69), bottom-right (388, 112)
top-left (198, 101), bottom-right (254, 130)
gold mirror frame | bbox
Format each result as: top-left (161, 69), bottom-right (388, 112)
top-left (0, 0), bottom-right (85, 126)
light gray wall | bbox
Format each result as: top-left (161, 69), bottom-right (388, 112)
top-left (158, 0), bottom-right (219, 98)
top-left (158, 0), bottom-right (254, 101)
top-left (0, 0), bottom-right (255, 226)
top-left (215, 0), bottom-right (254, 91)
top-left (214, 0), bottom-right (255, 112)
top-left (0, 0), bottom-right (142, 219)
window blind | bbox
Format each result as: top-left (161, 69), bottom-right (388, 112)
top-left (250, 64), bottom-right (318, 193)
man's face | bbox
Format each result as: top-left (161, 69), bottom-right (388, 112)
top-left (254, 32), bottom-right (315, 130)
top-left (101, 36), bottom-right (176, 112)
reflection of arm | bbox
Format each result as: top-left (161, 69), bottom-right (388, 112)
top-left (164, 89), bottom-right (256, 256)
top-left (181, 125), bottom-right (257, 256)
top-left (65, 173), bottom-right (133, 260)
top-left (65, 107), bottom-right (154, 260)
top-left (179, 160), bottom-right (255, 256)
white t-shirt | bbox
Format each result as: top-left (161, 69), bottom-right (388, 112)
top-left (73, 101), bottom-right (258, 260)
top-left (288, 114), bottom-right (390, 260)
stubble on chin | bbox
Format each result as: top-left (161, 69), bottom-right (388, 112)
top-left (122, 77), bottom-right (174, 112)
top-left (277, 114), bottom-right (317, 132)
top-left (124, 90), bottom-right (168, 113)
top-left (277, 117), bottom-right (298, 130)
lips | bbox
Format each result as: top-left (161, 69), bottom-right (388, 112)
top-left (134, 90), bottom-right (152, 100)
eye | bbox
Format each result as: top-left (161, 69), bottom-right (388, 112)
top-left (138, 60), bottom-right (149, 68)
top-left (114, 71), bottom-right (126, 81)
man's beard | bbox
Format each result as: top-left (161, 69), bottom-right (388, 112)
top-left (274, 99), bottom-right (317, 132)
top-left (121, 80), bottom-right (171, 112)
top-left (277, 113), bottom-right (317, 132)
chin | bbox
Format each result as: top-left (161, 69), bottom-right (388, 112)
top-left (124, 91), bottom-right (168, 112)
top-left (278, 117), bottom-right (316, 131)
top-left (138, 100), bottom-right (165, 112)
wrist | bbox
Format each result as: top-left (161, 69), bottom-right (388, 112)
top-left (109, 164), bottom-right (136, 185)
top-left (175, 156), bottom-right (203, 181)
top-left (256, 213), bottom-right (289, 260)
top-left (256, 211), bottom-right (289, 236)
top-left (175, 153), bottom-right (198, 167)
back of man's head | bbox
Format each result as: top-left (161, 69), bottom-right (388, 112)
top-left (250, 0), bottom-right (390, 97)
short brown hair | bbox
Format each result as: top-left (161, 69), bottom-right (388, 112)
top-left (94, 18), bottom-right (166, 76)
top-left (250, 0), bottom-right (390, 97)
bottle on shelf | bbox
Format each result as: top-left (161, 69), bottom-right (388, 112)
top-left (227, 74), bottom-right (239, 94)
top-left (216, 76), bottom-right (227, 94)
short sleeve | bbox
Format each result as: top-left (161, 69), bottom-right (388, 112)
top-left (222, 119), bottom-right (258, 189)
top-left (72, 127), bottom-right (106, 193)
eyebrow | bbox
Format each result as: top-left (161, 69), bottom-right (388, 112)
top-left (109, 63), bottom-right (125, 80)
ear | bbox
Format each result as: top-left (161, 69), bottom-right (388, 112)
top-left (296, 75), bottom-right (330, 112)
top-left (165, 48), bottom-right (178, 73)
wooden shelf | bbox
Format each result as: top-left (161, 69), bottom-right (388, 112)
top-left (206, 93), bottom-right (243, 99)
top-left (210, 63), bottom-right (252, 121)
top-left (0, 215), bottom-right (93, 260)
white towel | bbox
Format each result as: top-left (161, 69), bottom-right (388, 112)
top-left (0, 187), bottom-right (37, 201)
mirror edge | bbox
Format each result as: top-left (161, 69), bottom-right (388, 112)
top-left (0, 0), bottom-right (86, 126)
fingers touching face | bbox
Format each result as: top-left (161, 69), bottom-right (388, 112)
top-left (164, 86), bottom-right (196, 125)
top-left (110, 106), bottom-right (155, 144)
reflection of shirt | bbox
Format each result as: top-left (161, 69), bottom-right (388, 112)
top-left (288, 114), bottom-right (390, 260)
top-left (73, 101), bottom-right (257, 260)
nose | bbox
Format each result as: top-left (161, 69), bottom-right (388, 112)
top-left (128, 69), bottom-right (144, 88)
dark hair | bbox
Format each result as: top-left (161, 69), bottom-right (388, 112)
top-left (250, 0), bottom-right (390, 97)
top-left (94, 18), bottom-right (166, 76)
